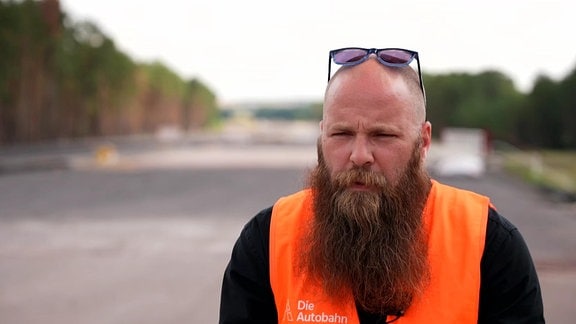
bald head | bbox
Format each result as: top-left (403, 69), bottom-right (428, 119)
top-left (324, 58), bottom-right (426, 124)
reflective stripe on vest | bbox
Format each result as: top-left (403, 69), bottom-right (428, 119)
top-left (270, 180), bottom-right (489, 323)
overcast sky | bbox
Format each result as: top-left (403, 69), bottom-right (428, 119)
top-left (60, 0), bottom-right (575, 104)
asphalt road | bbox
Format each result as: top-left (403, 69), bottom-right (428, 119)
top-left (0, 143), bottom-right (574, 323)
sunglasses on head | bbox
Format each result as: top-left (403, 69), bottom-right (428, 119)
top-left (328, 47), bottom-right (425, 98)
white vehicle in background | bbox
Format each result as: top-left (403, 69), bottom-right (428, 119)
top-left (429, 127), bottom-right (489, 178)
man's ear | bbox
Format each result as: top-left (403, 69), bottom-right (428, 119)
top-left (421, 121), bottom-right (432, 161)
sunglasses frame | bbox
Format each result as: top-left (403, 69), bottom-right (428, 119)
top-left (328, 47), bottom-right (425, 98)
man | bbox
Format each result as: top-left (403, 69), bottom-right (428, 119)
top-left (219, 47), bottom-right (544, 323)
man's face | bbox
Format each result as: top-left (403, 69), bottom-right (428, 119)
top-left (298, 59), bottom-right (434, 314)
top-left (320, 59), bottom-right (431, 188)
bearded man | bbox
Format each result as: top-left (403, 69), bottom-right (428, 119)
top-left (219, 48), bottom-right (544, 324)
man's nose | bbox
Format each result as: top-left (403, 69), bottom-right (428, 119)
top-left (349, 137), bottom-right (374, 167)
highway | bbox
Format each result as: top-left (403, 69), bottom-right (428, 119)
top-left (0, 136), bottom-right (574, 323)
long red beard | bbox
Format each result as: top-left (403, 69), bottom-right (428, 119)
top-left (298, 140), bottom-right (432, 315)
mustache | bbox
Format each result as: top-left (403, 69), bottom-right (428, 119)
top-left (333, 167), bottom-right (388, 189)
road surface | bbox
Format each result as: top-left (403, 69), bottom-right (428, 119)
top-left (0, 141), bottom-right (574, 323)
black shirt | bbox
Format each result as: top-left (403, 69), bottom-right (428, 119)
top-left (219, 206), bottom-right (544, 323)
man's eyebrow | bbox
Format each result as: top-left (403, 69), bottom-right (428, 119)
top-left (364, 123), bottom-right (402, 133)
top-left (367, 124), bottom-right (398, 131)
top-left (327, 122), bottom-right (401, 133)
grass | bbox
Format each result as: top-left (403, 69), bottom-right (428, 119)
top-left (500, 150), bottom-right (576, 200)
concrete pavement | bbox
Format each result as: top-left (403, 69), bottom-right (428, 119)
top-left (1, 139), bottom-right (575, 323)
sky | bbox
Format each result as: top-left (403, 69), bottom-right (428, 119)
top-left (59, 0), bottom-right (576, 104)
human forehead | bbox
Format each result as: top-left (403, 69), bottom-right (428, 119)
top-left (324, 62), bottom-right (421, 124)
top-left (324, 58), bottom-right (424, 105)
top-left (327, 58), bottom-right (411, 90)
top-left (323, 77), bottom-right (416, 121)
top-left (327, 61), bottom-right (414, 102)
top-left (322, 103), bottom-right (414, 133)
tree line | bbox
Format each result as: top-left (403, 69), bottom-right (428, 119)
top-left (0, 0), bottom-right (218, 144)
top-left (1, 1), bottom-right (574, 149)
top-left (425, 69), bottom-right (576, 150)
top-left (239, 67), bottom-right (576, 150)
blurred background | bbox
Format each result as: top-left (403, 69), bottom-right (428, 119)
top-left (0, 0), bottom-right (575, 323)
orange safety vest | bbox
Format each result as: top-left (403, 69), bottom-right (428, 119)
top-left (270, 180), bottom-right (489, 323)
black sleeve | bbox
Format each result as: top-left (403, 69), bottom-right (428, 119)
top-left (478, 207), bottom-right (545, 323)
top-left (219, 207), bottom-right (277, 324)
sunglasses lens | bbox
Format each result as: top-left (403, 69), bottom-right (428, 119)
top-left (378, 50), bottom-right (414, 64)
top-left (333, 49), bottom-right (368, 64)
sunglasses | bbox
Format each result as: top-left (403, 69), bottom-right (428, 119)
top-left (328, 47), bottom-right (424, 97)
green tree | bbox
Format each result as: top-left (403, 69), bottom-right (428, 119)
top-left (558, 66), bottom-right (576, 149)
top-left (0, 0), bottom-right (52, 141)
top-left (0, 0), bottom-right (220, 143)
top-left (55, 20), bottom-right (135, 135)
top-left (518, 75), bottom-right (564, 148)
top-left (184, 78), bottom-right (217, 128)
top-left (425, 71), bottom-right (522, 142)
